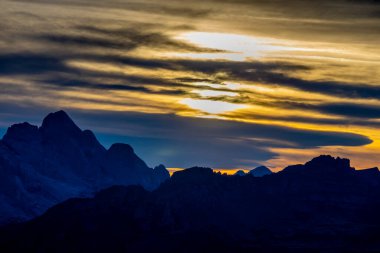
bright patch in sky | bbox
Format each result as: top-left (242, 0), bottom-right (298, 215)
top-left (180, 98), bottom-right (246, 114)
top-left (173, 32), bottom-right (327, 61)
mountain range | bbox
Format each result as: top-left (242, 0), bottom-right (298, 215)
top-left (1, 111), bottom-right (380, 252)
top-left (0, 110), bottom-right (169, 224)
top-left (234, 166), bottom-right (273, 177)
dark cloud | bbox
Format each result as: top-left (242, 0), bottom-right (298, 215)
top-left (0, 53), bottom-right (369, 102)
top-left (2, 44), bottom-right (380, 120)
top-left (4, 17), bottom-right (376, 102)
top-left (258, 74), bottom-right (380, 101)
top-left (0, 54), bottom-right (71, 75)
top-left (309, 103), bottom-right (380, 119)
top-left (12, 0), bottom-right (212, 19)
top-left (256, 100), bottom-right (380, 120)
top-left (42, 77), bottom-right (188, 96)
top-left (68, 53), bottom-right (379, 102)
top-left (37, 34), bottom-right (137, 50)
top-left (216, 96), bottom-right (380, 123)
top-left (164, 59), bottom-right (380, 101)
top-left (0, 51), bottom-right (301, 94)
top-left (70, 109), bottom-right (371, 167)
top-left (36, 28), bottom-right (223, 53)
top-left (212, 0), bottom-right (380, 19)
top-left (0, 52), bottom-right (188, 95)
top-left (222, 110), bottom-right (380, 128)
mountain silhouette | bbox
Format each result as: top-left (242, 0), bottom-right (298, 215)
top-left (249, 165), bottom-right (272, 177)
top-left (234, 169), bottom-right (246, 176)
top-left (0, 111), bottom-right (169, 224)
top-left (1, 155), bottom-right (380, 253)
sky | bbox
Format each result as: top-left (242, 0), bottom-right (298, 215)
top-left (0, 0), bottom-right (379, 170)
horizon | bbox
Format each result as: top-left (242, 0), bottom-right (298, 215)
top-left (0, 110), bottom-right (274, 172)
top-left (1, 0), bottom-right (380, 170)
top-left (0, 109), bottom-right (377, 173)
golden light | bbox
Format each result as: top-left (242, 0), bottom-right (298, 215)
top-left (171, 32), bottom-right (333, 61)
top-left (180, 98), bottom-right (246, 114)
top-left (168, 168), bottom-right (252, 176)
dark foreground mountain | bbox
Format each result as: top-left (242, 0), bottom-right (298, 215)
top-left (1, 155), bottom-right (380, 253)
top-left (0, 111), bottom-right (169, 224)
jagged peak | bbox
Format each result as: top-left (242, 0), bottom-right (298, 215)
top-left (282, 155), bottom-right (353, 174)
top-left (2, 122), bottom-right (39, 142)
top-left (305, 155), bottom-right (351, 170)
top-left (40, 110), bottom-right (81, 135)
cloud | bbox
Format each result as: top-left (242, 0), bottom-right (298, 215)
top-left (299, 103), bottom-right (380, 119)
top-left (0, 0), bottom-right (379, 169)
top-left (211, 0), bottom-right (380, 20)
top-left (0, 54), bottom-right (71, 75)
top-left (69, 109), bottom-right (371, 168)
top-left (0, 105), bottom-right (371, 168)
top-left (1, 51), bottom-right (378, 102)
top-left (163, 59), bottom-right (380, 101)
top-left (222, 110), bottom-right (380, 128)
top-left (12, 0), bottom-right (212, 19)
top-left (36, 26), bottom-right (224, 53)
top-left (37, 34), bottom-right (137, 50)
top-left (2, 49), bottom-right (380, 127)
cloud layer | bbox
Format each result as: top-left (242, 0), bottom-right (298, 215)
top-left (0, 0), bottom-right (379, 169)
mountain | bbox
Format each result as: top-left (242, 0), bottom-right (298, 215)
top-left (249, 165), bottom-right (272, 177)
top-left (234, 170), bottom-right (246, 176)
top-left (0, 111), bottom-right (169, 224)
top-left (1, 155), bottom-right (380, 253)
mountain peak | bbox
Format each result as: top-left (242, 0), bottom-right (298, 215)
top-left (2, 122), bottom-right (39, 143)
top-left (153, 164), bottom-right (170, 183)
top-left (282, 155), bottom-right (353, 175)
top-left (234, 170), bottom-right (246, 176)
top-left (305, 155), bottom-right (351, 171)
top-left (40, 110), bottom-right (81, 135)
top-left (154, 164), bottom-right (166, 171)
top-left (249, 166), bottom-right (272, 177)
top-left (108, 143), bottom-right (135, 155)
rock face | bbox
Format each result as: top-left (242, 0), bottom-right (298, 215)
top-left (249, 165), bottom-right (272, 177)
top-left (0, 111), bottom-right (169, 224)
top-left (1, 156), bottom-right (380, 253)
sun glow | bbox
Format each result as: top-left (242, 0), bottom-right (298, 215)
top-left (171, 32), bottom-right (333, 61)
top-left (180, 98), bottom-right (246, 114)
top-left (167, 168), bottom-right (251, 176)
